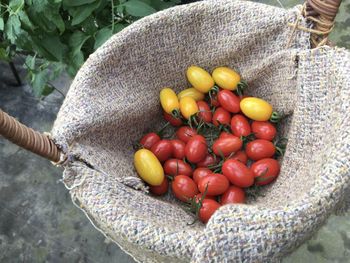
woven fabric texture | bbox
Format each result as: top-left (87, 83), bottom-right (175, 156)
top-left (51, 0), bottom-right (350, 262)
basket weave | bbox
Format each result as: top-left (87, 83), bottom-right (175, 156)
top-left (50, 0), bottom-right (350, 262)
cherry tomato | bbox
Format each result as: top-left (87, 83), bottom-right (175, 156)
top-left (180, 97), bottom-right (199, 120)
top-left (212, 67), bottom-right (241, 90)
top-left (160, 88), bottom-right (179, 114)
top-left (196, 154), bottom-right (217, 168)
top-left (149, 177), bottom-right (169, 195)
top-left (172, 175), bottom-right (198, 202)
top-left (251, 121), bottom-right (277, 141)
top-left (219, 131), bottom-right (233, 139)
top-left (197, 101), bottom-right (212, 123)
top-left (170, 139), bottom-right (186, 159)
top-left (231, 114), bottom-right (251, 137)
top-left (163, 111), bottom-right (183, 127)
top-left (178, 88), bottom-right (205, 101)
top-left (194, 193), bottom-right (215, 202)
top-left (217, 90), bottom-right (240, 113)
top-left (222, 159), bottom-right (254, 188)
top-left (246, 139), bottom-right (275, 161)
top-left (240, 97), bottom-right (273, 121)
top-left (212, 136), bottom-right (242, 157)
top-left (199, 199), bottom-right (221, 223)
top-left (134, 149), bottom-right (164, 186)
top-left (212, 107), bottom-right (231, 126)
top-left (198, 173), bottom-right (229, 196)
top-left (209, 92), bottom-right (220, 107)
top-left (176, 126), bottom-right (197, 143)
top-left (185, 135), bottom-right (207, 163)
top-left (186, 66), bottom-right (215, 93)
top-left (251, 158), bottom-right (280, 186)
top-left (151, 140), bottom-right (173, 162)
top-left (228, 150), bottom-right (248, 164)
top-left (193, 167), bottom-right (212, 184)
top-left (220, 186), bottom-right (245, 205)
top-left (164, 159), bottom-right (193, 177)
top-left (140, 132), bottom-right (160, 150)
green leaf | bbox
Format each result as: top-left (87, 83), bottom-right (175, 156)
top-left (41, 85), bottom-right (55, 96)
top-left (94, 27), bottom-right (112, 49)
top-left (81, 16), bottom-right (97, 35)
top-left (47, 12), bottom-right (65, 34)
top-left (18, 10), bottom-right (35, 30)
top-left (9, 0), bottom-right (25, 13)
top-left (25, 55), bottom-right (36, 70)
top-left (150, 0), bottom-right (175, 10)
top-left (0, 18), bottom-right (4, 31)
top-left (63, 0), bottom-right (97, 7)
top-left (0, 48), bottom-right (9, 61)
top-left (69, 31), bottom-right (91, 50)
top-left (113, 23), bottom-right (126, 33)
top-left (31, 70), bottom-right (49, 97)
top-left (70, 1), bottom-right (101, 26)
top-left (121, 0), bottom-right (156, 17)
top-left (31, 35), bottom-right (67, 61)
top-left (5, 15), bottom-right (21, 43)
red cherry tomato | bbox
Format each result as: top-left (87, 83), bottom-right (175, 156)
top-left (193, 167), bottom-right (212, 184)
top-left (164, 159), bottom-right (193, 177)
top-left (212, 107), bottom-right (231, 126)
top-left (220, 186), bottom-right (245, 205)
top-left (222, 159), bottom-right (254, 188)
top-left (140, 132), bottom-right (161, 150)
top-left (163, 111), bottom-right (183, 127)
top-left (217, 90), bottom-right (240, 113)
top-left (185, 135), bottom-right (207, 163)
top-left (150, 140), bottom-right (173, 162)
top-left (176, 126), bottom-right (197, 143)
top-left (209, 92), bottom-right (220, 107)
top-left (251, 158), bottom-right (280, 186)
top-left (195, 193), bottom-right (215, 202)
top-left (196, 154), bottom-right (218, 168)
top-left (251, 121), bottom-right (277, 141)
top-left (171, 139), bottom-right (186, 159)
top-left (212, 136), bottom-right (242, 157)
top-left (197, 101), bottom-right (212, 123)
top-left (172, 175), bottom-right (198, 202)
top-left (228, 150), bottom-right (248, 164)
top-left (149, 177), bottom-right (169, 196)
top-left (246, 139), bottom-right (275, 161)
top-left (219, 131), bottom-right (232, 139)
top-left (199, 199), bottom-right (221, 223)
top-left (231, 114), bottom-right (251, 137)
top-left (198, 173), bottom-right (229, 196)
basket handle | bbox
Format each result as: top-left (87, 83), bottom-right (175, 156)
top-left (0, 109), bottom-right (61, 162)
top-left (304, 0), bottom-right (342, 47)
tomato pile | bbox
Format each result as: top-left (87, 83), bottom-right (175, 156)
top-left (134, 66), bottom-right (286, 224)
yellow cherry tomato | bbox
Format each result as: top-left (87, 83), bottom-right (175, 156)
top-left (240, 97), bottom-right (273, 121)
top-left (212, 67), bottom-right (241, 90)
top-left (179, 97), bottom-right (199, 120)
top-left (160, 88), bottom-right (179, 114)
top-left (186, 66), bottom-right (215, 93)
top-left (134, 149), bottom-right (164, 186)
top-left (177, 88), bottom-right (205, 101)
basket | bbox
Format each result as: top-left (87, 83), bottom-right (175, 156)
top-left (1, 0), bottom-right (349, 262)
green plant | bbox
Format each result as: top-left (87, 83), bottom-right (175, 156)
top-left (0, 0), bottom-right (180, 96)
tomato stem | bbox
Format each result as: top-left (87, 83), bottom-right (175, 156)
top-left (270, 111), bottom-right (282, 123)
top-left (236, 80), bottom-right (248, 97)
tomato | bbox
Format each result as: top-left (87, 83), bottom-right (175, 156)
top-left (134, 149), bottom-right (164, 186)
top-left (185, 135), bottom-right (207, 163)
top-left (199, 199), bottom-right (221, 223)
top-left (164, 159), bottom-right (193, 177)
top-left (240, 97), bottom-right (273, 121)
top-left (246, 139), bottom-right (275, 161)
top-left (163, 111), bottom-right (183, 127)
top-left (209, 92), bottom-right (220, 107)
top-left (231, 114), bottom-right (251, 137)
top-left (186, 66), bottom-right (215, 93)
top-left (193, 167), bottom-right (212, 184)
top-left (212, 107), bottom-right (231, 126)
top-left (178, 88), bottom-right (205, 101)
top-left (196, 154), bottom-right (217, 168)
top-left (212, 67), bottom-right (241, 90)
top-left (150, 140), bottom-right (173, 162)
top-left (160, 88), bottom-right (179, 114)
top-left (140, 132), bottom-right (160, 150)
top-left (176, 126), bottom-right (197, 143)
top-left (171, 139), bottom-right (186, 159)
top-left (194, 193), bottom-right (215, 202)
top-left (149, 177), bottom-right (168, 195)
top-left (180, 97), bottom-right (199, 120)
top-left (251, 121), bottom-right (277, 141)
top-left (228, 150), bottom-right (248, 164)
top-left (222, 159), bottom-right (254, 188)
top-left (212, 136), bottom-right (242, 157)
top-left (219, 131), bottom-right (233, 139)
top-left (197, 101), bottom-right (212, 123)
top-left (172, 175), bottom-right (198, 202)
top-left (198, 173), bottom-right (229, 196)
top-left (251, 158), bottom-right (280, 186)
top-left (217, 90), bottom-right (240, 113)
top-left (220, 186), bottom-right (245, 205)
